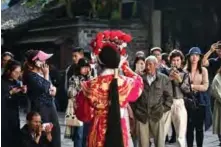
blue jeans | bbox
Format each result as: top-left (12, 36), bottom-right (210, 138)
top-left (73, 123), bottom-right (90, 147)
top-left (73, 126), bottom-right (84, 147)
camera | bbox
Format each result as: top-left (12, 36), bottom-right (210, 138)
top-left (217, 44), bottom-right (221, 49)
top-left (42, 123), bottom-right (51, 131)
top-left (216, 41), bottom-right (221, 49)
top-left (170, 65), bottom-right (178, 73)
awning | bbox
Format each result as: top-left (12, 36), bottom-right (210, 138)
top-left (17, 36), bottom-right (62, 44)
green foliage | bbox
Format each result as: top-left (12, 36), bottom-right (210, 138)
top-left (23, 0), bottom-right (123, 19)
top-left (132, 1), bottom-right (137, 17)
top-left (111, 10), bottom-right (121, 20)
top-left (96, 3), bottom-right (109, 18)
top-left (22, 0), bottom-right (42, 8)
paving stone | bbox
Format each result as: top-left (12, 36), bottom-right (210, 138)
top-left (19, 112), bottom-right (219, 147)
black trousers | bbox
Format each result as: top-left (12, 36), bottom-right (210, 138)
top-left (187, 106), bottom-right (205, 147)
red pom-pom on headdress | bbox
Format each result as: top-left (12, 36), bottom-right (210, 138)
top-left (103, 30), bottom-right (111, 39)
top-left (120, 34), bottom-right (132, 42)
top-left (90, 30), bottom-right (132, 56)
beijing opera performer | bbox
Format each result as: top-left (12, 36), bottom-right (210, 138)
top-left (75, 30), bottom-right (144, 147)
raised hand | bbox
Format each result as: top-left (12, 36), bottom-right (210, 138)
top-left (9, 87), bottom-right (22, 95)
top-left (41, 64), bottom-right (49, 76)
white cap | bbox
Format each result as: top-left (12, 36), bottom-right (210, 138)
top-left (150, 47), bottom-right (162, 53)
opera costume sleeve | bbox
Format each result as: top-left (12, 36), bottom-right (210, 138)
top-left (121, 62), bottom-right (144, 102)
top-left (75, 90), bottom-right (94, 122)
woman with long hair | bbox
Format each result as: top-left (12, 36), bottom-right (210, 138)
top-left (211, 67), bottom-right (221, 146)
top-left (23, 50), bottom-right (61, 147)
top-left (65, 58), bottom-right (93, 147)
top-left (75, 30), bottom-right (143, 147)
top-left (133, 56), bottom-right (145, 75)
top-left (1, 60), bottom-right (27, 147)
top-left (185, 47), bottom-right (210, 147)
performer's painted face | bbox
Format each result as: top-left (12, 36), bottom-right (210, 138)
top-left (72, 52), bottom-right (84, 64)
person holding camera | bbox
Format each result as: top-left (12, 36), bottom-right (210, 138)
top-left (203, 41), bottom-right (221, 82)
top-left (1, 60), bottom-right (27, 147)
top-left (21, 112), bottom-right (53, 147)
top-left (164, 50), bottom-right (191, 147)
top-left (23, 50), bottom-right (61, 147)
top-left (202, 41), bottom-right (221, 112)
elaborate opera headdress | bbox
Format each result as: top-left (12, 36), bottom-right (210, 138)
top-left (90, 30), bottom-right (132, 56)
top-left (90, 30), bottom-right (132, 147)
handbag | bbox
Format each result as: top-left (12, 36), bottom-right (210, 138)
top-left (182, 73), bottom-right (199, 111)
top-left (65, 98), bottom-right (83, 127)
top-left (65, 115), bottom-right (82, 127)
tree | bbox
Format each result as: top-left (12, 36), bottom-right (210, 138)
top-left (23, 0), bottom-right (122, 19)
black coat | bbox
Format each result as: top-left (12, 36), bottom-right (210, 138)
top-left (1, 77), bottom-right (24, 147)
top-left (21, 124), bottom-right (52, 147)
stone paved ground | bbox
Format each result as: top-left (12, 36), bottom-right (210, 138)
top-left (20, 112), bottom-right (220, 147)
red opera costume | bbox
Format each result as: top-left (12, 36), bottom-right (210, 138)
top-left (75, 30), bottom-right (143, 147)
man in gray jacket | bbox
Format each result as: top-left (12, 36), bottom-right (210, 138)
top-left (131, 55), bottom-right (173, 147)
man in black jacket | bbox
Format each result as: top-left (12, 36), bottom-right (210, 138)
top-left (21, 112), bottom-right (53, 147)
top-left (64, 47), bottom-right (85, 93)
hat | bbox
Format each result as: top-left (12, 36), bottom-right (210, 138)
top-left (2, 51), bottom-right (14, 58)
top-left (72, 47), bottom-right (84, 53)
top-left (150, 47), bottom-right (162, 53)
top-left (135, 51), bottom-right (145, 57)
top-left (187, 47), bottom-right (202, 56)
top-left (77, 58), bottom-right (90, 68)
top-left (32, 50), bottom-right (53, 61)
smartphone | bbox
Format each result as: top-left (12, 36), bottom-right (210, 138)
top-left (35, 60), bottom-right (44, 68)
top-left (217, 43), bottom-right (221, 49)
top-left (42, 123), bottom-right (51, 131)
top-left (11, 81), bottom-right (23, 89)
top-left (18, 81), bottom-right (23, 87)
